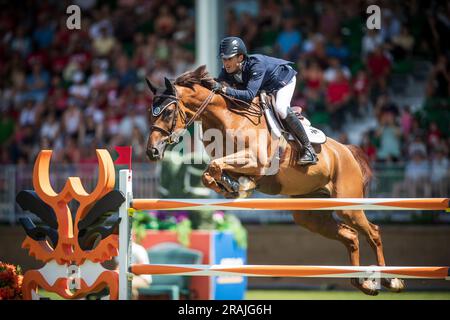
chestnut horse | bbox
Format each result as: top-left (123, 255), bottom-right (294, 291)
top-left (145, 65), bottom-right (405, 295)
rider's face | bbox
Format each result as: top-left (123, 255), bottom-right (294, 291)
top-left (222, 55), bottom-right (243, 74)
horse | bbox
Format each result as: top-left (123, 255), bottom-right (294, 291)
top-left (144, 65), bottom-right (405, 295)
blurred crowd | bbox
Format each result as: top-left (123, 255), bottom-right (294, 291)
top-left (0, 0), bottom-right (448, 195)
top-left (0, 0), bottom-right (195, 164)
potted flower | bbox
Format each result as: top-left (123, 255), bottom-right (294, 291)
top-left (0, 261), bottom-right (23, 300)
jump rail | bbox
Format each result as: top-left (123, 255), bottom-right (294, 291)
top-left (118, 169), bottom-right (450, 299)
top-left (131, 264), bottom-right (450, 280)
top-left (131, 198), bottom-right (450, 211)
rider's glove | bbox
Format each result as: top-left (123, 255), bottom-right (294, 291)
top-left (212, 81), bottom-right (226, 94)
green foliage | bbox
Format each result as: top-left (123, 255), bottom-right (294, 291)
top-left (175, 219), bottom-right (192, 247)
top-left (131, 210), bottom-right (247, 249)
top-left (212, 213), bottom-right (248, 249)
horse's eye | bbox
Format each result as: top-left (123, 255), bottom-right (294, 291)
top-left (163, 108), bottom-right (173, 118)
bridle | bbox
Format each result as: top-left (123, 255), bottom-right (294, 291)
top-left (150, 85), bottom-right (216, 145)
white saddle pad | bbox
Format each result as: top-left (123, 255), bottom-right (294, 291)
top-left (264, 108), bottom-right (327, 144)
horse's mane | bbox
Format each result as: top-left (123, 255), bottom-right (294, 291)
top-left (174, 65), bottom-right (262, 125)
top-left (174, 65), bottom-right (215, 90)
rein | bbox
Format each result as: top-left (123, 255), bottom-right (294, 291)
top-left (151, 84), bottom-right (265, 145)
top-left (220, 92), bottom-right (263, 118)
top-left (150, 87), bottom-right (216, 144)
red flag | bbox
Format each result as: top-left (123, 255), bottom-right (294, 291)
top-left (114, 146), bottom-right (132, 170)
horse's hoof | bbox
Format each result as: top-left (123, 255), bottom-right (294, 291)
top-left (238, 190), bottom-right (252, 198)
top-left (381, 278), bottom-right (405, 293)
top-left (224, 192), bottom-right (239, 199)
top-left (351, 278), bottom-right (379, 296)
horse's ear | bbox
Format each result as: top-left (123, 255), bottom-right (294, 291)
top-left (164, 77), bottom-right (174, 93)
top-left (145, 78), bottom-right (157, 95)
top-left (195, 65), bottom-right (207, 76)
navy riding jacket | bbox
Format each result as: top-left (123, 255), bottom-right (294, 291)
top-left (217, 54), bottom-right (297, 102)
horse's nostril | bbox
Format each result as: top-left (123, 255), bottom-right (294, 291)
top-left (147, 147), bottom-right (159, 159)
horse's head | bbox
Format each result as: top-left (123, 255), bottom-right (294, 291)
top-left (145, 77), bottom-right (186, 161)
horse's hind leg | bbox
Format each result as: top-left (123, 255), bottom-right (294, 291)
top-left (334, 146), bottom-right (406, 293)
top-left (337, 208), bottom-right (405, 293)
top-left (293, 212), bottom-right (360, 264)
top-left (292, 211), bottom-right (379, 295)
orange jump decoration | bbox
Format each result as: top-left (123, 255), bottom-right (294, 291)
top-left (16, 149), bottom-right (125, 300)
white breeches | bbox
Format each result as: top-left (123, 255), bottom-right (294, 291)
top-left (275, 76), bottom-right (296, 119)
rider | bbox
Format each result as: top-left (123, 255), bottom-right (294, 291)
top-left (212, 36), bottom-right (318, 165)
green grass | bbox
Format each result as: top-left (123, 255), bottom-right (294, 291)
top-left (245, 290), bottom-right (450, 300)
top-left (33, 289), bottom-right (450, 300)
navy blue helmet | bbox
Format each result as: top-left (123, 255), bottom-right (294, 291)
top-left (219, 37), bottom-right (247, 59)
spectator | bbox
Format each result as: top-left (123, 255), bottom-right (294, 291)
top-left (366, 46), bottom-right (392, 91)
top-left (324, 57), bottom-right (351, 83)
top-left (40, 112), bottom-right (60, 141)
top-left (303, 60), bottom-right (325, 104)
top-left (393, 149), bottom-right (430, 197)
top-left (326, 36), bottom-right (350, 65)
top-left (11, 26), bottom-right (31, 58)
top-left (375, 111), bottom-right (401, 162)
top-left (361, 29), bottom-right (383, 58)
top-left (352, 69), bottom-right (370, 117)
top-left (360, 132), bottom-right (377, 163)
top-left (318, 3), bottom-right (341, 40)
top-left (325, 69), bottom-right (351, 130)
top-left (399, 106), bottom-right (413, 138)
top-left (19, 98), bottom-right (38, 127)
top-left (302, 32), bottom-right (325, 56)
top-left (390, 24), bottom-right (415, 60)
top-left (408, 135), bottom-right (427, 159)
top-left (33, 14), bottom-right (55, 49)
top-left (69, 71), bottom-right (90, 102)
top-left (62, 101), bottom-right (82, 139)
top-left (405, 151), bottom-right (429, 179)
top-left (112, 55), bottom-right (138, 90)
top-left (275, 19), bottom-right (302, 60)
top-left (427, 121), bottom-right (442, 149)
top-left (79, 115), bottom-right (103, 147)
top-left (155, 5), bottom-right (176, 39)
top-left (130, 241), bottom-right (152, 300)
top-left (88, 60), bottom-right (109, 91)
top-left (426, 55), bottom-right (450, 98)
top-left (89, 6), bottom-right (114, 40)
top-left (430, 148), bottom-right (449, 196)
top-left (118, 108), bottom-right (147, 140)
top-left (25, 61), bottom-right (50, 103)
top-left (92, 26), bottom-right (117, 57)
top-left (380, 9), bottom-right (401, 43)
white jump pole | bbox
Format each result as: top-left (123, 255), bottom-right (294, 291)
top-left (118, 169), bottom-right (132, 300)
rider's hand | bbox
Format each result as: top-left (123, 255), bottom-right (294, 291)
top-left (212, 81), bottom-right (226, 94)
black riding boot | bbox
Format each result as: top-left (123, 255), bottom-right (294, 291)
top-left (283, 108), bottom-right (318, 165)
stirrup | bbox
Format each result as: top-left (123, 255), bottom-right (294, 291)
top-left (297, 147), bottom-right (318, 165)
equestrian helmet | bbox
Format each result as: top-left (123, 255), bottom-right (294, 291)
top-left (219, 37), bottom-right (247, 59)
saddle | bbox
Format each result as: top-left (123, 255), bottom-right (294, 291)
top-left (258, 91), bottom-right (327, 145)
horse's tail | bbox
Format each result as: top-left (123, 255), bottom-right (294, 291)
top-left (346, 144), bottom-right (373, 196)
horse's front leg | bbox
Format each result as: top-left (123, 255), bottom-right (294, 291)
top-left (207, 150), bottom-right (259, 198)
top-left (201, 171), bottom-right (241, 199)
